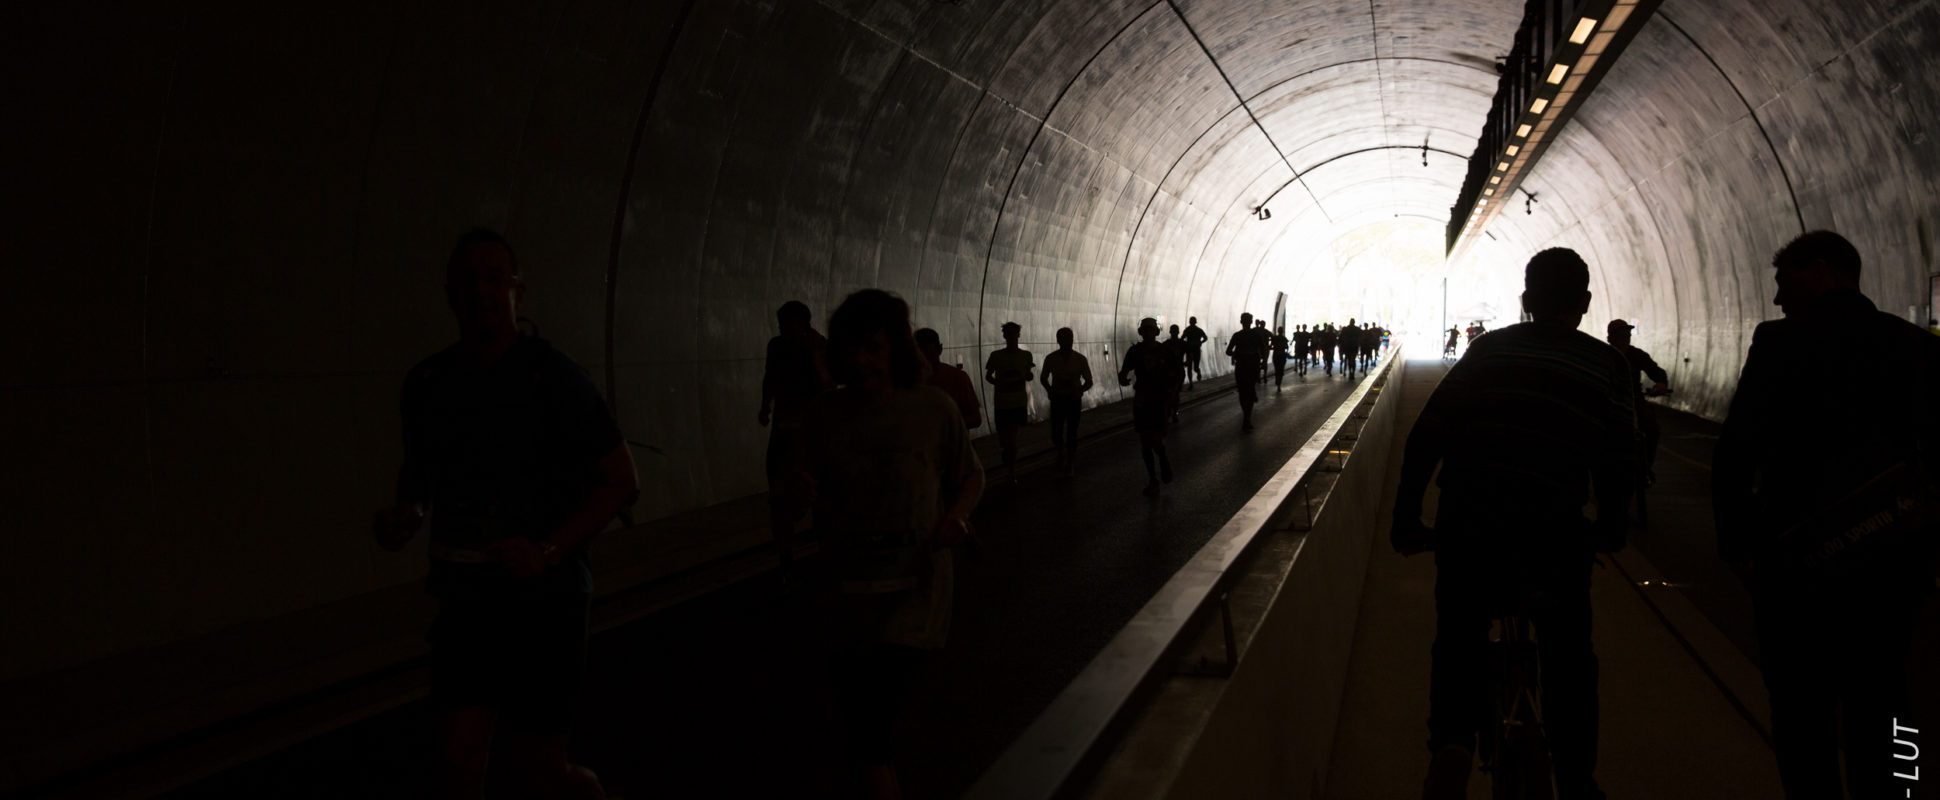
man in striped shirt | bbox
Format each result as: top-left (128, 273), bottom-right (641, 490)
top-left (1392, 247), bottom-right (1636, 800)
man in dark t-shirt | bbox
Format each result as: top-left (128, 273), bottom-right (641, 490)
top-left (761, 301), bottom-right (832, 567)
top-left (375, 229), bottom-right (636, 800)
top-left (1121, 317), bottom-right (1181, 496)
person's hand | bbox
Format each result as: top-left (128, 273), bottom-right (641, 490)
top-left (491, 538), bottom-right (549, 580)
top-left (373, 504), bottom-right (423, 551)
top-left (1391, 514), bottom-right (1433, 556)
top-left (758, 406), bottom-right (771, 427)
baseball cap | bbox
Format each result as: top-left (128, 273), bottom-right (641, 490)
top-left (1607, 319), bottom-right (1635, 333)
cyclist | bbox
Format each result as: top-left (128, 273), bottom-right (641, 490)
top-left (1392, 248), bottom-right (1635, 800)
top-left (1604, 319), bottom-right (1670, 486)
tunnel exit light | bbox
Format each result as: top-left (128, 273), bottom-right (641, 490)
top-left (1570, 17), bottom-right (1598, 44)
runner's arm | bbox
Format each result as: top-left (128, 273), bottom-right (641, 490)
top-left (542, 442), bottom-right (640, 564)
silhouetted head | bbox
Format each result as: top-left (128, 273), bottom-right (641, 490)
top-left (913, 327), bottom-right (944, 364)
top-left (1256, 320), bottom-right (1266, 329)
top-left (1001, 321), bottom-right (1021, 347)
top-left (1056, 327), bottom-right (1074, 349)
top-left (777, 300), bottom-right (813, 336)
top-left (1771, 230), bottom-right (1862, 317)
top-left (1189, 316), bottom-right (1198, 325)
top-left (1138, 317), bottom-right (1160, 341)
top-left (1240, 312), bottom-right (1253, 328)
top-left (1169, 324), bottom-right (1181, 338)
top-left (828, 290), bottom-right (926, 391)
top-left (444, 228), bottom-right (524, 340)
top-left (1606, 318), bottom-right (1634, 348)
top-left (1276, 326), bottom-right (1284, 334)
top-left (1522, 248), bottom-right (1593, 324)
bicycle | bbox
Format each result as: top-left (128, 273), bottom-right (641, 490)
top-left (1477, 585), bottom-right (1557, 800)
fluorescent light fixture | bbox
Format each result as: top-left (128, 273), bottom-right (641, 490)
top-left (1604, 5), bottom-right (1633, 30)
top-left (1516, 124), bottom-right (1532, 137)
top-left (1548, 64), bottom-right (1570, 84)
top-left (1497, 162), bottom-right (1510, 171)
top-left (1484, 188), bottom-right (1494, 196)
top-left (1531, 97), bottom-right (1549, 114)
top-left (1506, 145), bottom-right (1520, 156)
top-left (1479, 199), bottom-right (1488, 206)
top-left (1570, 17), bottom-right (1597, 44)
top-left (1490, 176), bottom-right (1501, 184)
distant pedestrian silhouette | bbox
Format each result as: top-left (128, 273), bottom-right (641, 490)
top-left (762, 301), bottom-right (833, 572)
top-left (1182, 316), bottom-right (1209, 389)
top-left (984, 322), bottom-right (1035, 484)
top-left (1225, 312), bottom-right (1268, 431)
top-left (1119, 318), bottom-right (1182, 497)
top-left (1040, 327), bottom-right (1095, 475)
top-left (916, 328), bottom-right (982, 432)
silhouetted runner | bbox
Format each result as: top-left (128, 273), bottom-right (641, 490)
top-left (916, 328), bottom-right (982, 432)
top-left (1040, 327), bottom-right (1094, 475)
top-left (1224, 312), bottom-right (1268, 431)
top-left (799, 289), bottom-right (984, 800)
top-left (1182, 316), bottom-right (1208, 389)
top-left (374, 228), bottom-right (637, 800)
top-left (1118, 318), bottom-right (1181, 497)
top-left (983, 322), bottom-right (1034, 485)
top-left (762, 300), bottom-right (833, 572)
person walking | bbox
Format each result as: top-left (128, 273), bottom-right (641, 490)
top-left (983, 321), bottom-right (1035, 484)
top-left (1224, 312), bottom-right (1269, 431)
top-left (1271, 326), bottom-right (1291, 390)
top-left (1040, 327), bottom-right (1095, 475)
top-left (916, 328), bottom-right (982, 432)
top-left (761, 300), bottom-right (833, 572)
top-left (1712, 231), bottom-right (1940, 799)
top-left (1182, 316), bottom-right (1209, 389)
top-left (1119, 318), bottom-right (1182, 497)
top-left (375, 229), bottom-right (637, 800)
top-left (798, 289), bottom-right (984, 800)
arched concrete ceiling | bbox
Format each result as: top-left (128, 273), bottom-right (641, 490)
top-left (4, 0), bottom-right (1936, 681)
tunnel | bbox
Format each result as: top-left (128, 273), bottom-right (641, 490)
top-left (5, 0), bottom-right (1938, 797)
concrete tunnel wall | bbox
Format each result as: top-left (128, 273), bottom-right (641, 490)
top-left (3, 0), bottom-right (1934, 684)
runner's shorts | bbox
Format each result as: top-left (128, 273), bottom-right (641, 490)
top-left (428, 590), bottom-right (590, 732)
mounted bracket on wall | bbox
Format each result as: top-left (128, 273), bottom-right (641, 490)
top-left (1524, 191), bottom-right (1539, 215)
top-left (1445, 0), bottom-right (1664, 260)
top-left (1254, 206), bottom-right (1272, 221)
